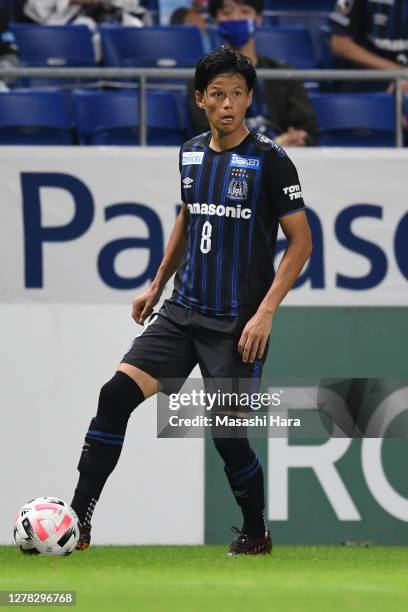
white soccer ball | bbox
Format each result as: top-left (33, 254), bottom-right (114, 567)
top-left (13, 497), bottom-right (79, 556)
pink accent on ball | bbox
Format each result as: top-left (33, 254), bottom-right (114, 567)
top-left (55, 514), bottom-right (72, 535)
top-left (30, 515), bottom-right (49, 541)
top-left (34, 503), bottom-right (63, 511)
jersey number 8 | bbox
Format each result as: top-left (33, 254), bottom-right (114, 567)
top-left (200, 221), bottom-right (212, 254)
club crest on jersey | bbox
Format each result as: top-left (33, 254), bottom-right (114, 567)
top-left (227, 177), bottom-right (248, 201)
top-left (182, 151), bottom-right (204, 165)
top-left (230, 154), bottom-right (260, 170)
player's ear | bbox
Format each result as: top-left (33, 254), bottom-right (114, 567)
top-left (195, 90), bottom-right (205, 109)
top-left (246, 89), bottom-right (253, 108)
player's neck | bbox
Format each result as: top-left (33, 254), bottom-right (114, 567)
top-left (209, 125), bottom-right (250, 152)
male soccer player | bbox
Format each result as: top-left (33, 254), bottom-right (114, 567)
top-left (70, 48), bottom-right (312, 556)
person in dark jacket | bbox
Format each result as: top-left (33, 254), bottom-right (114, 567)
top-left (187, 0), bottom-right (319, 146)
top-left (330, 0), bottom-right (408, 93)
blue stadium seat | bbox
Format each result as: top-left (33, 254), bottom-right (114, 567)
top-left (209, 25), bottom-right (316, 68)
top-left (72, 89), bottom-right (186, 145)
top-left (147, 90), bottom-right (187, 144)
top-left (309, 93), bottom-right (396, 146)
top-left (264, 1), bottom-right (333, 10)
top-left (100, 25), bottom-right (204, 67)
top-left (11, 24), bottom-right (96, 66)
top-left (315, 24), bottom-right (335, 69)
top-left (255, 26), bottom-right (318, 69)
top-left (0, 90), bottom-right (72, 145)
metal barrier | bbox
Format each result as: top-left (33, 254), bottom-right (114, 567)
top-left (0, 66), bottom-right (407, 146)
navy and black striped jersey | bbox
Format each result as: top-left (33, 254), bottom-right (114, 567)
top-left (330, 0), bottom-right (408, 67)
top-left (170, 130), bottom-right (305, 317)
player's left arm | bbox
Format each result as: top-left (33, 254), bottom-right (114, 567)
top-left (238, 211), bottom-right (312, 363)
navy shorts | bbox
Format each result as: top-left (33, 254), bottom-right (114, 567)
top-left (121, 299), bottom-right (270, 397)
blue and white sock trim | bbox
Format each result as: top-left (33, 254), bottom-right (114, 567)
top-left (228, 455), bottom-right (261, 487)
top-left (86, 429), bottom-right (124, 446)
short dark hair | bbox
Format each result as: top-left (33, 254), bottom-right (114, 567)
top-left (170, 7), bottom-right (189, 25)
top-left (208, 0), bottom-right (264, 19)
top-left (194, 47), bottom-right (256, 93)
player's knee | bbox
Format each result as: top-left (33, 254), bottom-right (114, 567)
top-left (96, 370), bottom-right (145, 427)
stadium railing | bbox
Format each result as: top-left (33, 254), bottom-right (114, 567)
top-left (0, 66), bottom-right (407, 147)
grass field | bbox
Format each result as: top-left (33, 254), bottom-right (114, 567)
top-left (1, 545), bottom-right (408, 612)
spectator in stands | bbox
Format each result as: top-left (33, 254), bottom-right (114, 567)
top-left (187, 0), bottom-right (319, 146)
top-left (330, 0), bottom-right (408, 92)
top-left (17, 1), bottom-right (149, 62)
top-left (170, 5), bottom-right (211, 51)
top-left (18, 1), bottom-right (148, 27)
top-left (170, 6), bottom-right (207, 31)
top-left (0, 1), bottom-right (19, 91)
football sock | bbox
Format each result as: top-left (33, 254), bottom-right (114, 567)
top-left (212, 435), bottom-right (266, 538)
top-left (71, 371), bottom-right (145, 526)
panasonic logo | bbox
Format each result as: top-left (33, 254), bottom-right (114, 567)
top-left (187, 202), bottom-right (252, 219)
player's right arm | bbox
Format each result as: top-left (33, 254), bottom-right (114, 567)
top-left (132, 204), bottom-right (189, 325)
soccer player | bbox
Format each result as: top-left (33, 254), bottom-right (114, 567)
top-left (70, 48), bottom-right (312, 556)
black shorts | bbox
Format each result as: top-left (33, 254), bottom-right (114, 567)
top-left (121, 299), bottom-right (270, 397)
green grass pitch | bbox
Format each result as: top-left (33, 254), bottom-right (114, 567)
top-left (1, 545), bottom-right (408, 612)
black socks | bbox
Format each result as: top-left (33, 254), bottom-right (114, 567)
top-left (71, 371), bottom-right (145, 526)
top-left (213, 435), bottom-right (266, 538)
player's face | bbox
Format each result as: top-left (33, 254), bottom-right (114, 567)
top-left (195, 73), bottom-right (253, 135)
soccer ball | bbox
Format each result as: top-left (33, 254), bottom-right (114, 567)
top-left (13, 497), bottom-right (79, 556)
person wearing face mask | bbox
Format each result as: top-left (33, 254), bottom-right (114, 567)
top-left (186, 0), bottom-right (319, 146)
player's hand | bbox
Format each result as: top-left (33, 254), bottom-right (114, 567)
top-left (238, 310), bottom-right (273, 364)
top-left (132, 286), bottom-right (162, 325)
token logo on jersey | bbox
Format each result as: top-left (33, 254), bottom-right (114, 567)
top-left (283, 184), bottom-right (302, 201)
top-left (182, 151), bottom-right (204, 166)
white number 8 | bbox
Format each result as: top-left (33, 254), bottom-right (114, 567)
top-left (200, 221), bottom-right (212, 254)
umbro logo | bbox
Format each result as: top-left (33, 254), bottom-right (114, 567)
top-left (183, 177), bottom-right (194, 189)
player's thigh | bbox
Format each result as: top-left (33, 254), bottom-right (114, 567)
top-left (196, 330), bottom-right (270, 398)
top-left (120, 311), bottom-right (197, 396)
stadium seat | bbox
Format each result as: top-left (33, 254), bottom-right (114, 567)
top-left (100, 25), bottom-right (204, 67)
top-left (11, 24), bottom-right (96, 66)
top-left (209, 25), bottom-right (317, 69)
top-left (264, 1), bottom-right (333, 10)
top-left (255, 26), bottom-right (317, 69)
top-left (72, 89), bottom-right (186, 145)
top-left (309, 93), bottom-right (396, 146)
top-left (0, 90), bottom-right (72, 145)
